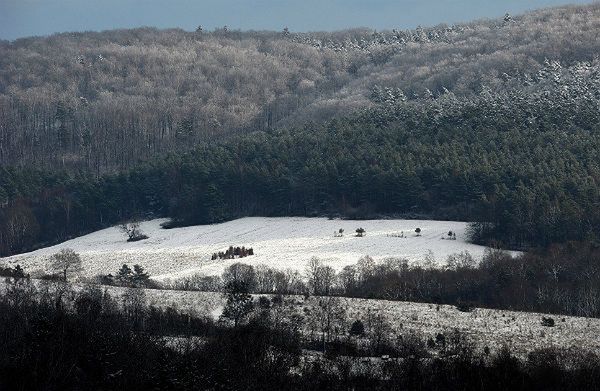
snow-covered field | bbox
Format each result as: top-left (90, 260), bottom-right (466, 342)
top-left (1, 217), bottom-right (516, 280)
top-left (0, 279), bottom-right (595, 357)
top-left (140, 290), bottom-right (600, 356)
top-left (56, 284), bottom-right (600, 356)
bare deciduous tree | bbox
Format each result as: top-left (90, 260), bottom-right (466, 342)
top-left (120, 221), bottom-right (148, 242)
top-left (50, 248), bottom-right (82, 281)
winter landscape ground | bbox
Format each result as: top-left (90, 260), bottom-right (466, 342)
top-left (138, 288), bottom-right (600, 357)
top-left (0, 217), bottom-right (515, 281)
top-left (4, 1), bottom-right (600, 388)
top-left (3, 280), bottom-right (596, 358)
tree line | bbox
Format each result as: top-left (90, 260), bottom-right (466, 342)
top-left (6, 237), bottom-right (597, 319)
top-left (158, 240), bottom-right (600, 318)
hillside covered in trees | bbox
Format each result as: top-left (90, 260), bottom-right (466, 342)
top-left (2, 4), bottom-right (600, 255)
top-left (1, 3), bottom-right (600, 172)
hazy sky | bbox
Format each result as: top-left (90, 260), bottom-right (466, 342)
top-left (0, 0), bottom-right (596, 40)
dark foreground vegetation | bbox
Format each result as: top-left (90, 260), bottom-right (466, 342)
top-left (2, 278), bottom-right (600, 390)
top-left (3, 4), bottom-right (600, 256)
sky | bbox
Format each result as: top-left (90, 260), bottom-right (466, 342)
top-left (0, 0), bottom-right (596, 40)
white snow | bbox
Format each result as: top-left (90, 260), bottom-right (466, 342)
top-left (0, 217), bottom-right (517, 280)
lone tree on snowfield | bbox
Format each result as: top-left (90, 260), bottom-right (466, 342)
top-left (355, 228), bottom-right (366, 237)
top-left (415, 228), bottom-right (422, 236)
top-left (51, 248), bottom-right (82, 281)
top-left (120, 221), bottom-right (148, 242)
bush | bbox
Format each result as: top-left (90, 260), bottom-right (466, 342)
top-left (456, 301), bottom-right (474, 312)
top-left (258, 296), bottom-right (271, 309)
top-left (349, 319), bottom-right (365, 336)
top-left (0, 265), bottom-right (27, 279)
top-left (38, 273), bottom-right (63, 281)
top-left (541, 317), bottom-right (555, 327)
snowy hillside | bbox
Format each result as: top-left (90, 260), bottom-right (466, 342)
top-left (0, 217), bottom-right (515, 280)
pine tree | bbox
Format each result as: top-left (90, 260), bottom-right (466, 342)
top-left (132, 264), bottom-right (150, 286)
top-left (117, 264), bottom-right (133, 284)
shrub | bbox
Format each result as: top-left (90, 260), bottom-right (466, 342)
top-left (258, 296), bottom-right (271, 309)
top-left (456, 301), bottom-right (474, 312)
top-left (120, 222), bottom-right (148, 242)
top-left (427, 338), bottom-right (436, 349)
top-left (349, 319), bottom-right (365, 336)
top-left (541, 317), bottom-right (555, 327)
top-left (0, 265), bottom-right (27, 279)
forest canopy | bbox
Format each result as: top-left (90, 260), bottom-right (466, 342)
top-left (2, 4), bottom-right (600, 255)
top-left (1, 3), bottom-right (600, 172)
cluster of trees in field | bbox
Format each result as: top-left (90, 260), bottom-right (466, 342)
top-left (2, 277), bottom-right (600, 389)
top-left (98, 263), bottom-right (153, 288)
top-left (1, 4), bottom-right (600, 173)
top-left (211, 245), bottom-right (254, 260)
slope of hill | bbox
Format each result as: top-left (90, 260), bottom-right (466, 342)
top-left (1, 217), bottom-right (511, 280)
top-left (3, 280), bottom-right (595, 358)
top-left (1, 3), bottom-right (600, 172)
top-left (3, 4), bottom-right (600, 256)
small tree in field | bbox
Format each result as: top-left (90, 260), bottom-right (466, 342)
top-left (50, 248), bottom-right (82, 281)
top-left (120, 221), bottom-right (148, 242)
top-left (415, 228), bottom-right (422, 237)
top-left (355, 228), bottom-right (366, 237)
top-left (541, 317), bottom-right (555, 327)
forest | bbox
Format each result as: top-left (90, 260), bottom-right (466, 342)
top-left (1, 4), bottom-right (600, 172)
top-left (4, 4), bottom-right (600, 388)
top-left (2, 4), bottom-right (600, 253)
